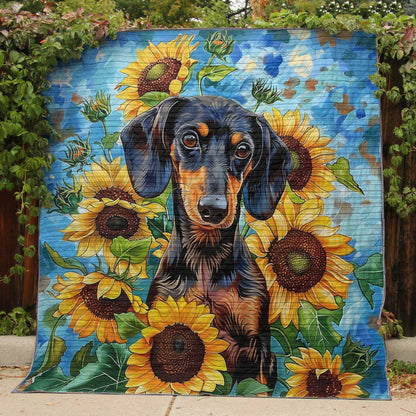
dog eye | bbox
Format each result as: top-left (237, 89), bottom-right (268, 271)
top-left (235, 143), bottom-right (251, 159)
top-left (182, 133), bottom-right (198, 149)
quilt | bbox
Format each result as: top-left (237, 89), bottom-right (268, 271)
top-left (17, 28), bottom-right (389, 399)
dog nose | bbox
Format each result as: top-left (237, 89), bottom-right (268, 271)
top-left (198, 195), bottom-right (228, 224)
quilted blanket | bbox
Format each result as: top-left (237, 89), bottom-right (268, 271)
top-left (17, 29), bottom-right (388, 399)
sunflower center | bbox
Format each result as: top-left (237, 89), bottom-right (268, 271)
top-left (268, 229), bottom-right (327, 293)
top-left (146, 63), bottom-right (167, 81)
top-left (282, 136), bottom-right (312, 191)
top-left (81, 282), bottom-right (130, 320)
top-left (289, 150), bottom-right (300, 170)
top-left (286, 250), bottom-right (312, 275)
top-left (137, 58), bottom-right (182, 96)
top-left (95, 187), bottom-right (135, 203)
top-left (306, 369), bottom-right (342, 397)
top-left (150, 323), bottom-right (206, 383)
top-left (95, 205), bottom-right (140, 240)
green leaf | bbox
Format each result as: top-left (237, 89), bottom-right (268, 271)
top-left (341, 334), bottom-right (377, 376)
top-left (327, 157), bottom-right (364, 195)
top-left (147, 214), bottom-right (173, 241)
top-left (360, 388), bottom-right (370, 399)
top-left (32, 325), bottom-right (67, 377)
top-left (196, 65), bottom-right (237, 83)
top-left (70, 342), bottom-right (98, 377)
top-left (285, 181), bottom-right (305, 204)
top-left (144, 181), bottom-right (172, 207)
top-left (391, 155), bottom-right (402, 167)
top-left (114, 312), bottom-right (147, 340)
top-left (44, 242), bottom-right (87, 273)
top-left (298, 297), bottom-right (344, 354)
top-left (9, 50), bottom-right (20, 64)
top-left (270, 320), bottom-right (305, 357)
top-left (101, 132), bottom-right (119, 150)
top-left (25, 366), bottom-right (72, 392)
top-left (352, 253), bottom-right (384, 309)
top-left (211, 371), bottom-right (233, 395)
top-left (235, 378), bottom-right (272, 396)
top-left (109, 236), bottom-right (151, 264)
top-left (42, 304), bottom-right (68, 330)
top-left (138, 91), bottom-right (170, 107)
top-left (62, 343), bottom-right (130, 393)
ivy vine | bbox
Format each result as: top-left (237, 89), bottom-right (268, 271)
top-left (0, 4), bottom-right (122, 283)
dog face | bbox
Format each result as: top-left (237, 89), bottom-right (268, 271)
top-left (120, 96), bottom-right (292, 224)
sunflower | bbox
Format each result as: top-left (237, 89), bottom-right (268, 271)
top-left (125, 296), bottom-right (229, 395)
top-left (60, 157), bottom-right (164, 276)
top-left (51, 271), bottom-right (148, 343)
top-left (246, 197), bottom-right (353, 328)
top-left (285, 347), bottom-right (364, 398)
top-left (264, 108), bottom-right (336, 200)
top-left (116, 34), bottom-right (199, 122)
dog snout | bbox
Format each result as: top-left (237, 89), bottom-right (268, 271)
top-left (197, 195), bottom-right (228, 224)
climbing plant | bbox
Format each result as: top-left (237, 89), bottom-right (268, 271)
top-left (0, 2), bottom-right (124, 283)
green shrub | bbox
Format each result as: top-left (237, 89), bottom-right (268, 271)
top-left (0, 307), bottom-right (36, 336)
top-left (379, 310), bottom-right (404, 340)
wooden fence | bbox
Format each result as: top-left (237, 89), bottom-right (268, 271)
top-left (0, 191), bottom-right (38, 311)
top-left (1, 64), bottom-right (415, 335)
top-left (382, 61), bottom-right (416, 336)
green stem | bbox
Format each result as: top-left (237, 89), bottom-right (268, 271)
top-left (253, 100), bottom-right (261, 113)
top-left (100, 120), bottom-right (113, 162)
top-left (277, 376), bottom-right (291, 391)
top-left (240, 223), bottom-right (250, 239)
top-left (102, 119), bottom-right (108, 137)
top-left (207, 54), bottom-right (215, 66)
top-left (198, 54), bottom-right (216, 95)
top-left (198, 75), bottom-right (204, 96)
top-left (271, 325), bottom-right (293, 357)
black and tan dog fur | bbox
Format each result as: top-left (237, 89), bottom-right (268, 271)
top-left (121, 95), bottom-right (292, 391)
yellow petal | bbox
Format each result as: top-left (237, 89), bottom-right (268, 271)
top-left (142, 326), bottom-right (161, 343)
top-left (130, 338), bottom-right (152, 354)
top-left (184, 375), bottom-right (204, 392)
top-left (204, 353), bottom-right (227, 371)
top-left (169, 79), bottom-right (182, 95)
top-left (171, 382), bottom-right (191, 395)
top-left (127, 353), bottom-right (150, 367)
top-left (190, 314), bottom-right (214, 333)
top-left (200, 365), bottom-right (225, 385)
top-left (205, 338), bottom-right (229, 354)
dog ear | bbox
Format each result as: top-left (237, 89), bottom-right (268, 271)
top-left (243, 115), bottom-right (293, 220)
top-left (120, 97), bottom-right (179, 198)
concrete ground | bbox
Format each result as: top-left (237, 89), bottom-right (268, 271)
top-left (1, 336), bottom-right (416, 416)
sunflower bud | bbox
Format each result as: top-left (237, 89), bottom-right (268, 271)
top-left (341, 334), bottom-right (377, 376)
top-left (204, 32), bottom-right (235, 61)
top-left (60, 135), bottom-right (92, 171)
top-left (53, 178), bottom-right (82, 214)
top-left (252, 79), bottom-right (282, 105)
top-left (81, 91), bottom-right (111, 122)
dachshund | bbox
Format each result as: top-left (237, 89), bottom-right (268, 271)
top-left (120, 95), bottom-right (292, 392)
